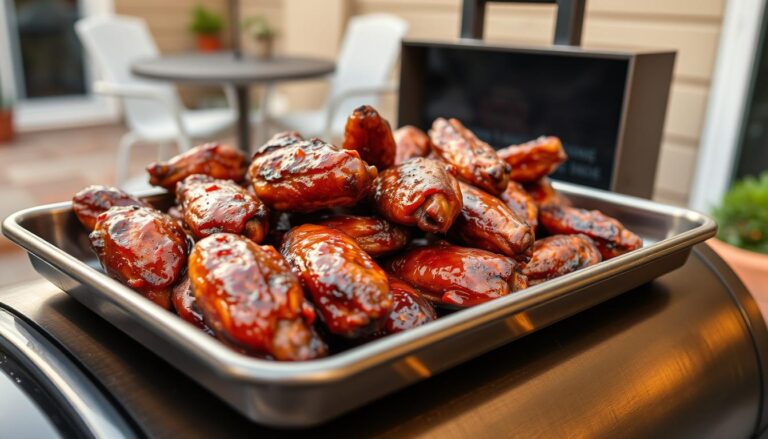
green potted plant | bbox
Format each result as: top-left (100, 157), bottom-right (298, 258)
top-left (190, 5), bottom-right (224, 52)
top-left (709, 171), bottom-right (768, 306)
top-left (0, 86), bottom-right (13, 143)
top-left (242, 15), bottom-right (276, 59)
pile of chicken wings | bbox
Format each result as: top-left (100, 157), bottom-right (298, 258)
top-left (72, 105), bottom-right (642, 361)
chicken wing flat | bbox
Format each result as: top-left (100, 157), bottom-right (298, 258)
top-left (317, 215), bottom-right (409, 257)
top-left (90, 206), bottom-right (189, 309)
top-left (382, 275), bottom-right (437, 334)
top-left (73, 185), bottom-right (150, 231)
top-left (342, 105), bottom-right (396, 170)
top-left (500, 181), bottom-right (539, 230)
top-left (280, 224), bottom-right (393, 338)
top-left (450, 182), bottom-right (533, 262)
top-left (497, 136), bottom-right (567, 183)
top-left (249, 137), bottom-right (377, 213)
top-left (171, 274), bottom-right (213, 335)
top-left (393, 125), bottom-right (431, 165)
top-left (524, 177), bottom-right (570, 208)
top-left (539, 205), bottom-right (643, 259)
top-left (385, 244), bottom-right (528, 308)
top-left (372, 157), bottom-right (463, 234)
top-left (522, 234), bottom-right (602, 285)
top-left (189, 233), bottom-right (327, 361)
top-left (429, 118), bottom-right (509, 195)
top-left (147, 143), bottom-right (248, 191)
top-left (177, 174), bottom-right (269, 242)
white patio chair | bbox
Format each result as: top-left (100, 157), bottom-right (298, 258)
top-left (267, 14), bottom-right (408, 142)
top-left (75, 15), bottom-right (236, 188)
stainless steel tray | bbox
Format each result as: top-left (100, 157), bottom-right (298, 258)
top-left (2, 182), bottom-right (716, 427)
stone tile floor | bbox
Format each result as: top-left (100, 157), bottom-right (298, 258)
top-left (0, 123), bottom-right (235, 287)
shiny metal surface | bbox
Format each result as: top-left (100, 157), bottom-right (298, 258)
top-left (0, 306), bottom-right (137, 438)
top-left (0, 245), bottom-right (764, 437)
top-left (1, 182), bottom-right (717, 426)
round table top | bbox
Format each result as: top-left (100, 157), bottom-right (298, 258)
top-left (131, 52), bottom-right (335, 85)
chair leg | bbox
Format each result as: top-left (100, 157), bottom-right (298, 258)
top-left (116, 132), bottom-right (138, 188)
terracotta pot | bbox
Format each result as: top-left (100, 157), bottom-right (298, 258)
top-left (0, 110), bottom-right (13, 143)
top-left (196, 34), bottom-right (222, 52)
top-left (253, 38), bottom-right (274, 60)
top-left (708, 238), bottom-right (768, 318)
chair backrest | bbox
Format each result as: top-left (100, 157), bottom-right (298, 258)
top-left (75, 15), bottom-right (179, 132)
top-left (328, 14), bottom-right (408, 129)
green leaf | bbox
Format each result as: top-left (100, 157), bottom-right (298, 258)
top-left (713, 171), bottom-right (768, 255)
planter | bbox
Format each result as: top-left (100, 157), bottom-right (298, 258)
top-left (196, 34), bottom-right (222, 52)
top-left (253, 37), bottom-right (274, 60)
top-left (708, 238), bottom-right (768, 317)
top-left (0, 109), bottom-right (13, 143)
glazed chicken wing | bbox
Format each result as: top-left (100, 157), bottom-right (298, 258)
top-left (249, 137), bottom-right (377, 213)
top-left (90, 206), bottom-right (189, 309)
top-left (385, 244), bottom-right (528, 308)
top-left (381, 275), bottom-right (437, 334)
top-left (189, 233), bottom-right (327, 360)
top-left (524, 177), bottom-right (570, 209)
top-left (280, 224), bottom-right (393, 338)
top-left (394, 125), bottom-right (432, 165)
top-left (317, 215), bottom-right (409, 257)
top-left (177, 174), bottom-right (269, 243)
top-left (372, 157), bottom-right (463, 234)
top-left (522, 234), bottom-right (602, 285)
top-left (450, 182), bottom-right (534, 262)
top-left (342, 105), bottom-right (396, 170)
top-left (171, 274), bottom-right (213, 334)
top-left (497, 136), bottom-right (567, 183)
top-left (539, 205), bottom-right (642, 259)
top-left (429, 118), bottom-right (509, 195)
top-left (147, 143), bottom-right (248, 191)
top-left (500, 181), bottom-right (539, 230)
top-left (73, 185), bottom-right (150, 231)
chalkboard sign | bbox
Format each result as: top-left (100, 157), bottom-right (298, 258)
top-left (398, 40), bottom-right (676, 198)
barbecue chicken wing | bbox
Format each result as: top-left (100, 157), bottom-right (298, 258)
top-left (522, 234), bottom-right (602, 285)
top-left (394, 125), bottom-right (432, 165)
top-left (450, 182), bottom-right (534, 262)
top-left (381, 275), bottom-right (437, 334)
top-left (385, 244), bottom-right (528, 308)
top-left (73, 185), bottom-right (150, 231)
top-left (429, 118), bottom-right (509, 194)
top-left (497, 136), bottom-right (567, 183)
top-left (90, 206), bottom-right (189, 309)
top-left (500, 181), bottom-right (539, 230)
top-left (171, 274), bottom-right (213, 334)
top-left (280, 224), bottom-right (393, 338)
top-left (372, 157), bottom-right (463, 234)
top-left (539, 205), bottom-right (642, 259)
top-left (177, 174), bottom-right (269, 243)
top-left (147, 143), bottom-right (248, 191)
top-left (249, 136), bottom-right (377, 213)
top-left (189, 233), bottom-right (327, 360)
top-left (317, 215), bottom-right (409, 257)
top-left (524, 177), bottom-right (570, 208)
top-left (342, 105), bottom-right (396, 170)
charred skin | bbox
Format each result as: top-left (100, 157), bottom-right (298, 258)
top-left (249, 137), bottom-right (377, 213)
top-left (90, 206), bottom-right (188, 309)
top-left (500, 181), bottom-right (539, 231)
top-left (73, 185), bottom-right (150, 231)
top-left (393, 125), bottom-right (432, 165)
top-left (522, 234), bottom-right (602, 285)
top-left (497, 136), bottom-right (567, 183)
top-left (176, 174), bottom-right (269, 243)
top-left (171, 274), bottom-right (214, 335)
top-left (317, 215), bottom-right (409, 257)
top-left (189, 233), bottom-right (327, 361)
top-left (450, 182), bottom-right (534, 262)
top-left (539, 205), bottom-right (643, 260)
top-left (429, 118), bottom-right (510, 195)
top-left (385, 244), bottom-right (528, 308)
top-left (280, 224), bottom-right (393, 338)
top-left (372, 157), bottom-right (463, 234)
top-left (342, 105), bottom-right (396, 170)
top-left (147, 143), bottom-right (248, 191)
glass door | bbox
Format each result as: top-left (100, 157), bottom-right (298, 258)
top-left (1, 0), bottom-right (117, 130)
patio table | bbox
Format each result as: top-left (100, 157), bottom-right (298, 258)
top-left (132, 52), bottom-right (335, 152)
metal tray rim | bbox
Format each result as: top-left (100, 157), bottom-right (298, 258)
top-left (1, 181), bottom-right (717, 385)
